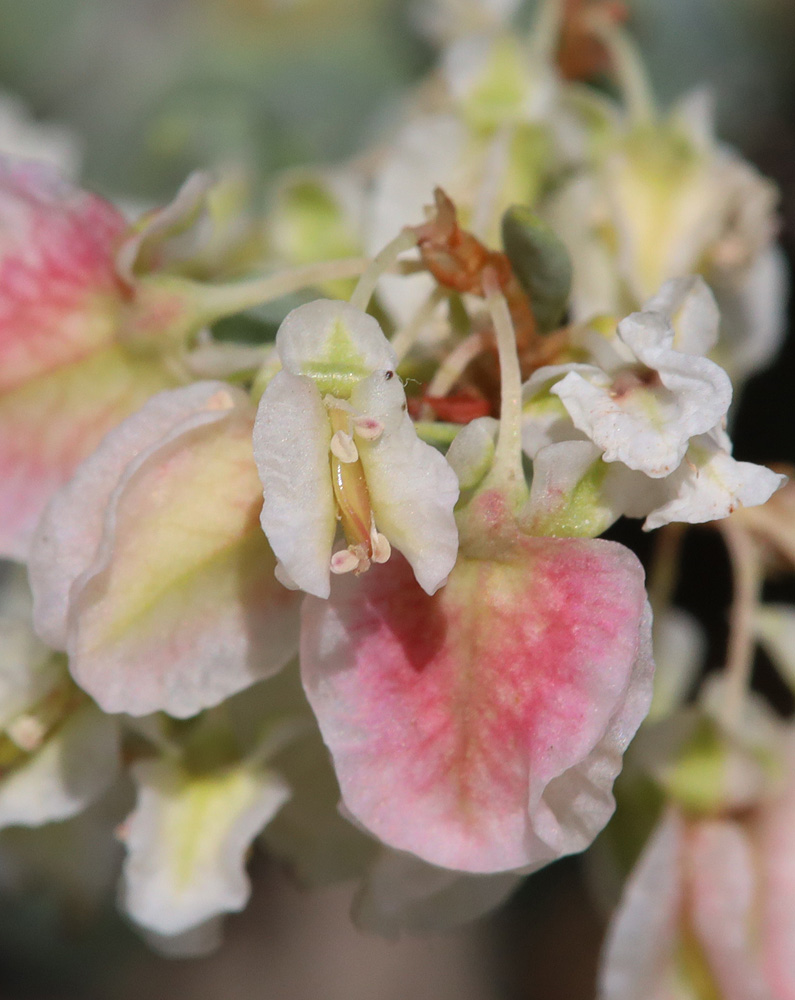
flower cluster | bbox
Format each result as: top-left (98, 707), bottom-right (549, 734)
top-left (0, 0), bottom-right (791, 977)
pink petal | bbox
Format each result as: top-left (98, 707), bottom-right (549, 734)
top-left (0, 346), bottom-right (177, 560)
top-left (754, 740), bottom-right (795, 1000)
top-left (301, 530), bottom-right (653, 873)
top-left (0, 157), bottom-right (127, 392)
top-left (598, 810), bottom-right (685, 1000)
top-left (65, 394), bottom-right (300, 717)
top-left (686, 819), bottom-right (769, 1000)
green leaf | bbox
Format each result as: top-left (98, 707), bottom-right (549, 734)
top-left (501, 205), bottom-right (572, 332)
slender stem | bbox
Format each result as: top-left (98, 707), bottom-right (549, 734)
top-left (586, 13), bottom-right (656, 124)
top-left (483, 269), bottom-right (527, 500)
top-left (391, 286), bottom-right (448, 363)
top-left (719, 519), bottom-right (762, 731)
top-left (421, 330), bottom-right (486, 419)
top-left (190, 257), bottom-right (372, 324)
top-left (647, 523), bottom-right (686, 621)
top-left (349, 228), bottom-right (419, 312)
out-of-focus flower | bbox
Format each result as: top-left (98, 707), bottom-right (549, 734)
top-left (30, 381), bottom-right (300, 718)
top-left (0, 161), bottom-right (267, 560)
top-left (599, 704), bottom-right (795, 1000)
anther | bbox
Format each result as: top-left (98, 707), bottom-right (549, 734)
top-left (330, 430), bottom-right (359, 463)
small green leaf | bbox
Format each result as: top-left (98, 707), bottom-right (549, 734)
top-left (501, 205), bottom-right (572, 332)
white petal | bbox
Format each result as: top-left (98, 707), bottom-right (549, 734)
top-left (349, 373), bottom-right (459, 595)
top-left (643, 431), bottom-right (786, 531)
top-left (120, 756), bottom-right (289, 938)
top-left (0, 703), bottom-right (119, 830)
top-left (276, 300), bottom-right (396, 386)
top-left (642, 276), bottom-right (720, 355)
top-left (30, 381), bottom-right (240, 649)
top-left (254, 370), bottom-right (336, 599)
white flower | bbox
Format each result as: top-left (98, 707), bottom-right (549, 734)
top-left (536, 279), bottom-right (732, 477)
top-left (254, 300), bottom-right (459, 599)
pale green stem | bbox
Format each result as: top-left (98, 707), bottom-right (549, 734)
top-left (391, 286), bottom-right (448, 363)
top-left (482, 270), bottom-right (528, 501)
top-left (586, 13), bottom-right (656, 124)
top-left (423, 330), bottom-right (486, 405)
top-left (719, 519), bottom-right (762, 731)
top-left (188, 256), bottom-right (372, 324)
top-left (349, 228), bottom-right (419, 312)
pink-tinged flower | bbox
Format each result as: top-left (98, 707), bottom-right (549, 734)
top-left (599, 730), bottom-right (795, 1000)
top-left (0, 158), bottom-right (182, 559)
top-left (0, 161), bottom-right (249, 562)
top-left (29, 381), bottom-right (301, 717)
top-left (300, 486), bottom-right (653, 874)
top-left (254, 299), bottom-right (459, 599)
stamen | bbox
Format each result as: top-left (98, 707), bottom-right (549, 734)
top-left (330, 549), bottom-right (363, 575)
top-left (328, 402), bottom-right (376, 557)
top-left (353, 416), bottom-right (384, 441)
top-left (371, 529), bottom-right (392, 564)
top-left (330, 430), bottom-right (359, 463)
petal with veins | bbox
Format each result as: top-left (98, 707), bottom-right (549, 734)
top-left (63, 390), bottom-right (300, 717)
top-left (30, 381), bottom-right (240, 649)
top-left (301, 531), bottom-right (652, 873)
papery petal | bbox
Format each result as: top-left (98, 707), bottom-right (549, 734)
top-left (350, 373), bottom-right (459, 595)
top-left (63, 388), bottom-right (300, 717)
top-left (597, 811), bottom-right (684, 1000)
top-left (0, 703), bottom-right (119, 830)
top-left (353, 847), bottom-right (521, 939)
top-left (120, 755), bottom-right (289, 938)
top-left (642, 276), bottom-right (720, 355)
top-left (685, 820), bottom-right (770, 1000)
top-left (276, 300), bottom-right (396, 388)
top-left (254, 370), bottom-right (336, 600)
top-left (301, 531), bottom-right (653, 873)
top-left (553, 311), bottom-right (732, 478)
top-left (1, 347), bottom-right (178, 560)
top-left (30, 380), bottom-right (238, 649)
top-left (643, 432), bottom-right (786, 531)
top-left (0, 157), bottom-right (126, 391)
